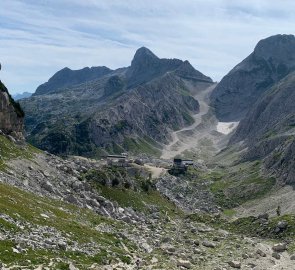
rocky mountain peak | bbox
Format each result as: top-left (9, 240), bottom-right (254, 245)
top-left (126, 47), bottom-right (173, 87)
top-left (126, 47), bottom-right (212, 88)
top-left (177, 60), bottom-right (195, 72)
top-left (131, 46), bottom-right (159, 66)
top-left (254, 34), bottom-right (295, 61)
top-left (129, 47), bottom-right (160, 76)
top-left (210, 34), bottom-right (295, 122)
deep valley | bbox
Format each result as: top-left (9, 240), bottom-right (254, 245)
top-left (1, 34), bottom-right (295, 270)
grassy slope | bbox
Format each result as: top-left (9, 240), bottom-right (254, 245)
top-left (82, 166), bottom-right (182, 218)
top-left (98, 185), bottom-right (181, 217)
top-left (185, 159), bottom-right (275, 211)
top-left (209, 161), bottom-right (276, 208)
top-left (0, 136), bottom-right (135, 268)
top-left (0, 135), bottom-right (41, 170)
top-left (1, 131), bottom-right (294, 268)
top-left (0, 182), bottom-right (136, 269)
top-left (0, 175), bottom-right (183, 269)
top-left (0, 136), bottom-right (180, 268)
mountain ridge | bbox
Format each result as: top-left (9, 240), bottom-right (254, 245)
top-left (21, 47), bottom-right (213, 156)
top-left (210, 34), bottom-right (295, 122)
top-left (34, 66), bottom-right (113, 96)
top-left (13, 91), bottom-right (32, 100)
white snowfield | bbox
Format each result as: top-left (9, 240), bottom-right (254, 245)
top-left (216, 122), bottom-right (239, 135)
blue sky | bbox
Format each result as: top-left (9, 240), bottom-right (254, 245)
top-left (1, 0), bottom-right (295, 94)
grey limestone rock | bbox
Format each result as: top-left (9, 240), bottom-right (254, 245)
top-left (211, 34), bottom-right (295, 122)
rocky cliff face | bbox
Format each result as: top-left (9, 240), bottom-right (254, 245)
top-left (210, 34), bottom-right (295, 121)
top-left (230, 72), bottom-right (295, 185)
top-left (0, 81), bottom-right (24, 140)
top-left (21, 48), bottom-right (213, 156)
top-left (89, 73), bottom-right (200, 152)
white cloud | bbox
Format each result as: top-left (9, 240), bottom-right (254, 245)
top-left (0, 0), bottom-right (295, 94)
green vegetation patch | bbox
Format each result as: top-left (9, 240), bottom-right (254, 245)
top-left (0, 240), bottom-right (130, 269)
top-left (97, 184), bottom-right (181, 218)
top-left (225, 214), bottom-right (295, 252)
top-left (208, 161), bottom-right (276, 208)
top-left (181, 111), bottom-right (194, 125)
top-left (0, 135), bottom-right (40, 170)
top-left (123, 137), bottom-right (161, 157)
top-left (83, 165), bottom-right (182, 217)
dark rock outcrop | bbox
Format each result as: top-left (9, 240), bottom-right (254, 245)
top-left (0, 81), bottom-right (24, 140)
top-left (211, 34), bottom-right (295, 121)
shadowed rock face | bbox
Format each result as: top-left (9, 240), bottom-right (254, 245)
top-left (211, 34), bottom-right (295, 122)
top-left (0, 81), bottom-right (24, 140)
top-left (230, 72), bottom-right (295, 185)
top-left (21, 47), bottom-right (213, 156)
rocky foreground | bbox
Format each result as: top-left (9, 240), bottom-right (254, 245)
top-left (0, 138), bottom-right (294, 269)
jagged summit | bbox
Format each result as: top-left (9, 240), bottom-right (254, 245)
top-left (131, 46), bottom-right (159, 65)
top-left (128, 47), bottom-right (161, 77)
top-left (34, 47), bottom-right (212, 96)
top-left (127, 47), bottom-right (181, 87)
top-left (127, 47), bottom-right (212, 88)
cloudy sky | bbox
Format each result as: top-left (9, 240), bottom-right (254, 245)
top-left (1, 0), bottom-right (295, 94)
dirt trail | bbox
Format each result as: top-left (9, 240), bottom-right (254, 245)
top-left (161, 84), bottom-right (220, 159)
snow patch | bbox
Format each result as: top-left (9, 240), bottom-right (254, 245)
top-left (217, 122), bottom-right (239, 135)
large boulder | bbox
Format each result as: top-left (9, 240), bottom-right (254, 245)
top-left (272, 243), bottom-right (287, 252)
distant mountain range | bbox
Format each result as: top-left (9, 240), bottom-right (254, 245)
top-left (13, 91), bottom-right (32, 100)
top-left (19, 35), bottom-right (295, 186)
top-left (20, 47), bottom-right (213, 156)
top-left (34, 67), bottom-right (112, 96)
